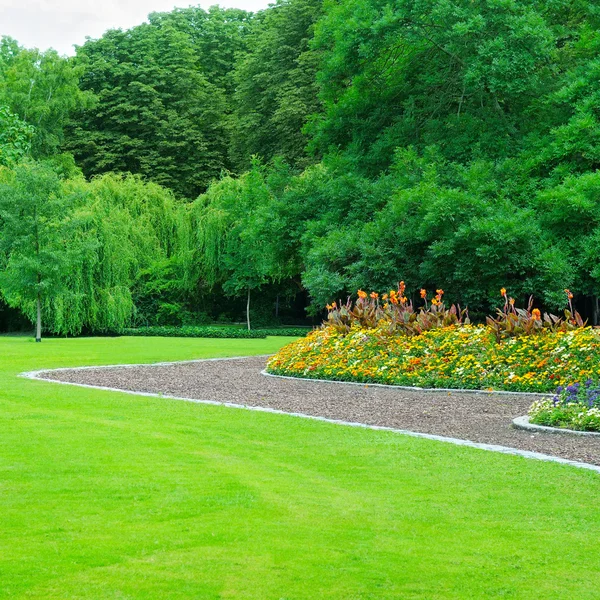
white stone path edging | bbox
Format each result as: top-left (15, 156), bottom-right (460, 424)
top-left (18, 356), bottom-right (600, 475)
top-left (261, 369), bottom-right (553, 397)
top-left (513, 415), bottom-right (600, 438)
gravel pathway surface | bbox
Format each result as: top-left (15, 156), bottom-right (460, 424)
top-left (38, 356), bottom-right (600, 466)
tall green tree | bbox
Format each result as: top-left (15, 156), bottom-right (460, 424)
top-left (190, 164), bottom-right (274, 328)
top-left (148, 6), bottom-right (254, 95)
top-left (66, 23), bottom-right (229, 199)
top-left (307, 0), bottom-right (581, 174)
top-left (0, 38), bottom-right (89, 158)
top-left (0, 162), bottom-right (87, 340)
top-left (231, 0), bottom-right (323, 171)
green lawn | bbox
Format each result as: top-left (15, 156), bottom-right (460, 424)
top-left (1, 336), bottom-right (599, 599)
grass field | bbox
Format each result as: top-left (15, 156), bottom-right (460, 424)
top-left (1, 335), bottom-right (600, 599)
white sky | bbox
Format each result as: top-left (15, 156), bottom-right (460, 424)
top-left (0, 0), bottom-right (272, 56)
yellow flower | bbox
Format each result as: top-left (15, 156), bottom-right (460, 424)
top-left (500, 287), bottom-right (506, 296)
top-left (357, 290), bottom-right (367, 299)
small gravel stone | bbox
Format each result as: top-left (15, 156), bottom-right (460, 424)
top-left (41, 356), bottom-right (600, 466)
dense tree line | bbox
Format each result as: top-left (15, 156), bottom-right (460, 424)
top-left (2, 0), bottom-right (600, 336)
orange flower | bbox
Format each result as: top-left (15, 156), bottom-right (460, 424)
top-left (431, 298), bottom-right (439, 306)
top-left (382, 293), bottom-right (389, 301)
top-left (436, 289), bottom-right (444, 296)
top-left (500, 287), bottom-right (506, 296)
top-left (370, 292), bottom-right (379, 299)
top-left (532, 308), bottom-right (541, 320)
top-left (509, 297), bottom-right (515, 306)
top-left (565, 288), bottom-right (574, 299)
top-left (420, 289), bottom-right (427, 299)
top-left (357, 290), bottom-right (367, 299)
top-left (398, 281), bottom-right (406, 295)
top-left (401, 296), bottom-right (407, 304)
top-left (326, 304), bottom-right (332, 310)
top-left (331, 301), bottom-right (337, 309)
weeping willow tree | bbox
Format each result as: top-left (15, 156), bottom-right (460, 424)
top-left (59, 173), bottom-right (185, 333)
top-left (189, 165), bottom-right (273, 329)
top-left (0, 166), bottom-right (185, 336)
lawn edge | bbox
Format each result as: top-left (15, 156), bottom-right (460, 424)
top-left (17, 358), bottom-right (600, 475)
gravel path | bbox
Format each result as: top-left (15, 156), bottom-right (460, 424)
top-left (38, 356), bottom-right (600, 466)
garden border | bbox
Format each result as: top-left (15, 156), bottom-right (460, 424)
top-left (261, 369), bottom-right (552, 397)
top-left (512, 415), bottom-right (600, 438)
top-left (18, 357), bottom-right (600, 475)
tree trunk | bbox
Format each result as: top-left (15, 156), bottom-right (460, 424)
top-left (247, 288), bottom-right (251, 331)
top-left (36, 293), bottom-right (42, 342)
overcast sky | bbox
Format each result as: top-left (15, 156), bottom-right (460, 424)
top-left (0, 0), bottom-right (272, 56)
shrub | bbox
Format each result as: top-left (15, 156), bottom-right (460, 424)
top-left (117, 326), bottom-right (310, 339)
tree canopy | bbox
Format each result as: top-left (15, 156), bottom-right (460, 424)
top-left (3, 0), bottom-right (600, 333)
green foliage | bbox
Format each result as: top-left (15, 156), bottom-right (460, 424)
top-left (117, 325), bottom-right (310, 338)
top-left (66, 23), bottom-right (229, 198)
top-left (231, 0), bottom-right (323, 170)
top-left (308, 0), bottom-right (575, 174)
top-left (188, 162), bottom-right (278, 326)
top-left (6, 0), bottom-right (600, 331)
top-left (0, 105), bottom-right (33, 165)
top-left (0, 166), bottom-right (185, 336)
top-left (119, 326), bottom-right (267, 339)
top-left (0, 161), bottom-right (90, 336)
top-left (325, 286), bottom-right (468, 335)
top-left (148, 6), bottom-right (254, 95)
top-left (0, 38), bottom-right (90, 158)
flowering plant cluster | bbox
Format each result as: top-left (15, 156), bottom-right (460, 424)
top-left (326, 282), bottom-right (468, 336)
top-left (267, 324), bottom-right (600, 394)
top-left (486, 288), bottom-right (585, 342)
top-left (529, 381), bottom-right (600, 432)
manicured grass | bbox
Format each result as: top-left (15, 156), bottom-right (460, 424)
top-left (1, 335), bottom-right (599, 599)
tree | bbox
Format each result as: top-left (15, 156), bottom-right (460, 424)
top-left (0, 38), bottom-right (90, 158)
top-left (148, 6), bottom-right (254, 96)
top-left (66, 23), bottom-right (229, 199)
top-left (231, 0), bottom-right (323, 171)
top-left (190, 164), bottom-right (274, 329)
top-left (0, 162), bottom-right (86, 341)
top-left (307, 0), bottom-right (573, 175)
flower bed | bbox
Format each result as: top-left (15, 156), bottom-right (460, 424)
top-left (529, 383), bottom-right (600, 431)
top-left (266, 324), bottom-right (600, 394)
